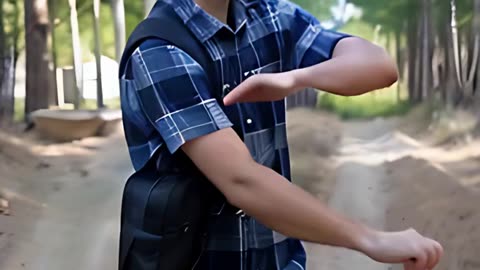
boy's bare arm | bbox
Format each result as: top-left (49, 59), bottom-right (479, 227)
top-left (223, 37), bottom-right (399, 105)
top-left (182, 128), bottom-right (443, 269)
top-left (293, 36), bottom-right (398, 96)
top-left (183, 128), bottom-right (369, 249)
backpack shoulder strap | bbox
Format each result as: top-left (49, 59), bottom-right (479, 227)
top-left (119, 3), bottom-right (218, 91)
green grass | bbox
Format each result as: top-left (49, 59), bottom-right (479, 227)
top-left (318, 20), bottom-right (412, 120)
top-left (14, 98), bottom-right (25, 123)
top-left (81, 98), bottom-right (121, 110)
top-left (318, 86), bottom-right (411, 120)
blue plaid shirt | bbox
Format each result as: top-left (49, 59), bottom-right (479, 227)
top-left (120, 0), bottom-right (349, 269)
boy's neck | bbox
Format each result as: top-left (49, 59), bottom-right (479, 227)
top-left (194, 0), bottom-right (230, 24)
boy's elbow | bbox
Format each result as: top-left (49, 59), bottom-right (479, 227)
top-left (218, 160), bottom-right (259, 208)
top-left (222, 177), bottom-right (253, 209)
top-left (335, 40), bottom-right (399, 96)
top-left (377, 47), bottom-right (399, 87)
top-left (382, 58), bottom-right (399, 87)
top-left (353, 55), bottom-right (398, 96)
top-left (365, 46), bottom-right (399, 91)
top-left (342, 65), bottom-right (398, 97)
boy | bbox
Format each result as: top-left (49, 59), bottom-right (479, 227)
top-left (119, 0), bottom-right (443, 269)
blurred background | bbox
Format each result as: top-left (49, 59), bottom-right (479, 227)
top-left (0, 0), bottom-right (479, 269)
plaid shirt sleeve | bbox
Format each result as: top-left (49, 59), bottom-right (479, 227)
top-left (128, 39), bottom-right (233, 154)
top-left (291, 5), bottom-right (352, 68)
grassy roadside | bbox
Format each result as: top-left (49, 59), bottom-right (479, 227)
top-left (317, 85), bottom-right (411, 119)
top-left (316, 19), bottom-right (412, 120)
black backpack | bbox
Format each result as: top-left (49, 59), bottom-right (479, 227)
top-left (118, 2), bottom-right (225, 270)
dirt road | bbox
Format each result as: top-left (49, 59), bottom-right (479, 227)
top-left (302, 118), bottom-right (411, 270)
top-left (1, 110), bottom-right (480, 270)
top-left (0, 132), bottom-right (132, 270)
top-left (295, 113), bottom-right (480, 270)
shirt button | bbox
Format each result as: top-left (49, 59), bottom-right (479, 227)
top-left (222, 84), bottom-right (231, 96)
top-left (246, 118), bottom-right (253, 124)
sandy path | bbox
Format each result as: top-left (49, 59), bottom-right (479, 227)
top-left (2, 111), bottom-right (480, 270)
top-left (302, 116), bottom-right (480, 270)
top-left (0, 134), bottom-right (132, 270)
top-left (305, 162), bottom-right (391, 270)
top-left (304, 119), bottom-right (406, 270)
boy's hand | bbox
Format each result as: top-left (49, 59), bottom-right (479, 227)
top-left (359, 228), bottom-right (443, 270)
top-left (223, 72), bottom-right (299, 106)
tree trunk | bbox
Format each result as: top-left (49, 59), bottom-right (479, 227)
top-left (24, 0), bottom-right (54, 118)
top-left (0, 47), bottom-right (16, 127)
top-left (440, 35), bottom-right (449, 104)
top-left (421, 0), bottom-right (433, 100)
top-left (444, 1), bottom-right (459, 107)
top-left (10, 0), bottom-right (20, 63)
top-left (93, 0), bottom-right (104, 108)
top-left (451, 0), bottom-right (463, 89)
top-left (407, 16), bottom-right (418, 103)
top-left (414, 12), bottom-right (424, 103)
top-left (111, 0), bottom-right (126, 63)
top-left (48, 0), bottom-right (58, 103)
top-left (463, 24), bottom-right (472, 85)
top-left (463, 22), bottom-right (478, 97)
top-left (472, 0), bottom-right (480, 97)
top-left (0, 0), bottom-right (21, 126)
top-left (0, 0), bottom-right (11, 127)
top-left (395, 30), bottom-right (402, 102)
top-left (69, 0), bottom-right (83, 109)
top-left (0, 0), bottom-right (5, 93)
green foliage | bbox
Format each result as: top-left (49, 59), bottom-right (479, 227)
top-left (349, 0), bottom-right (418, 34)
top-left (339, 18), bottom-right (375, 40)
top-left (51, 0), bottom-right (144, 66)
top-left (81, 98), bottom-right (120, 110)
top-left (14, 98), bottom-right (24, 122)
top-left (2, 0), bottom-right (476, 66)
top-left (1, 0), bottom-right (22, 49)
top-left (2, 0), bottom-right (146, 67)
top-left (350, 0), bottom-right (474, 35)
top-left (291, 0), bottom-right (337, 21)
top-left (318, 89), bottom-right (411, 119)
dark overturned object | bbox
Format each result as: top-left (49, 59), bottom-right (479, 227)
top-left (30, 109), bottom-right (122, 141)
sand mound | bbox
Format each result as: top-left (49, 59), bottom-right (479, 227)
top-left (398, 104), bottom-right (434, 136)
top-left (287, 108), bottom-right (342, 157)
top-left (384, 157), bottom-right (480, 270)
top-left (400, 104), bottom-right (479, 146)
top-left (287, 109), bottom-right (342, 199)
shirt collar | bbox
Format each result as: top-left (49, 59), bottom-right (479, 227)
top-left (162, 0), bottom-right (261, 42)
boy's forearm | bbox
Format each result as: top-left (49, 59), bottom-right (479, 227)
top-left (230, 161), bottom-right (374, 252)
top-left (183, 128), bottom-right (376, 252)
top-left (290, 37), bottom-right (398, 96)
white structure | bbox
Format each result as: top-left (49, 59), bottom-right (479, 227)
top-left (320, 0), bottom-right (362, 30)
top-left (81, 56), bottom-right (120, 100)
top-left (14, 54), bottom-right (120, 105)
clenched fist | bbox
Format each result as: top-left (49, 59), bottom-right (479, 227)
top-left (359, 228), bottom-right (443, 270)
